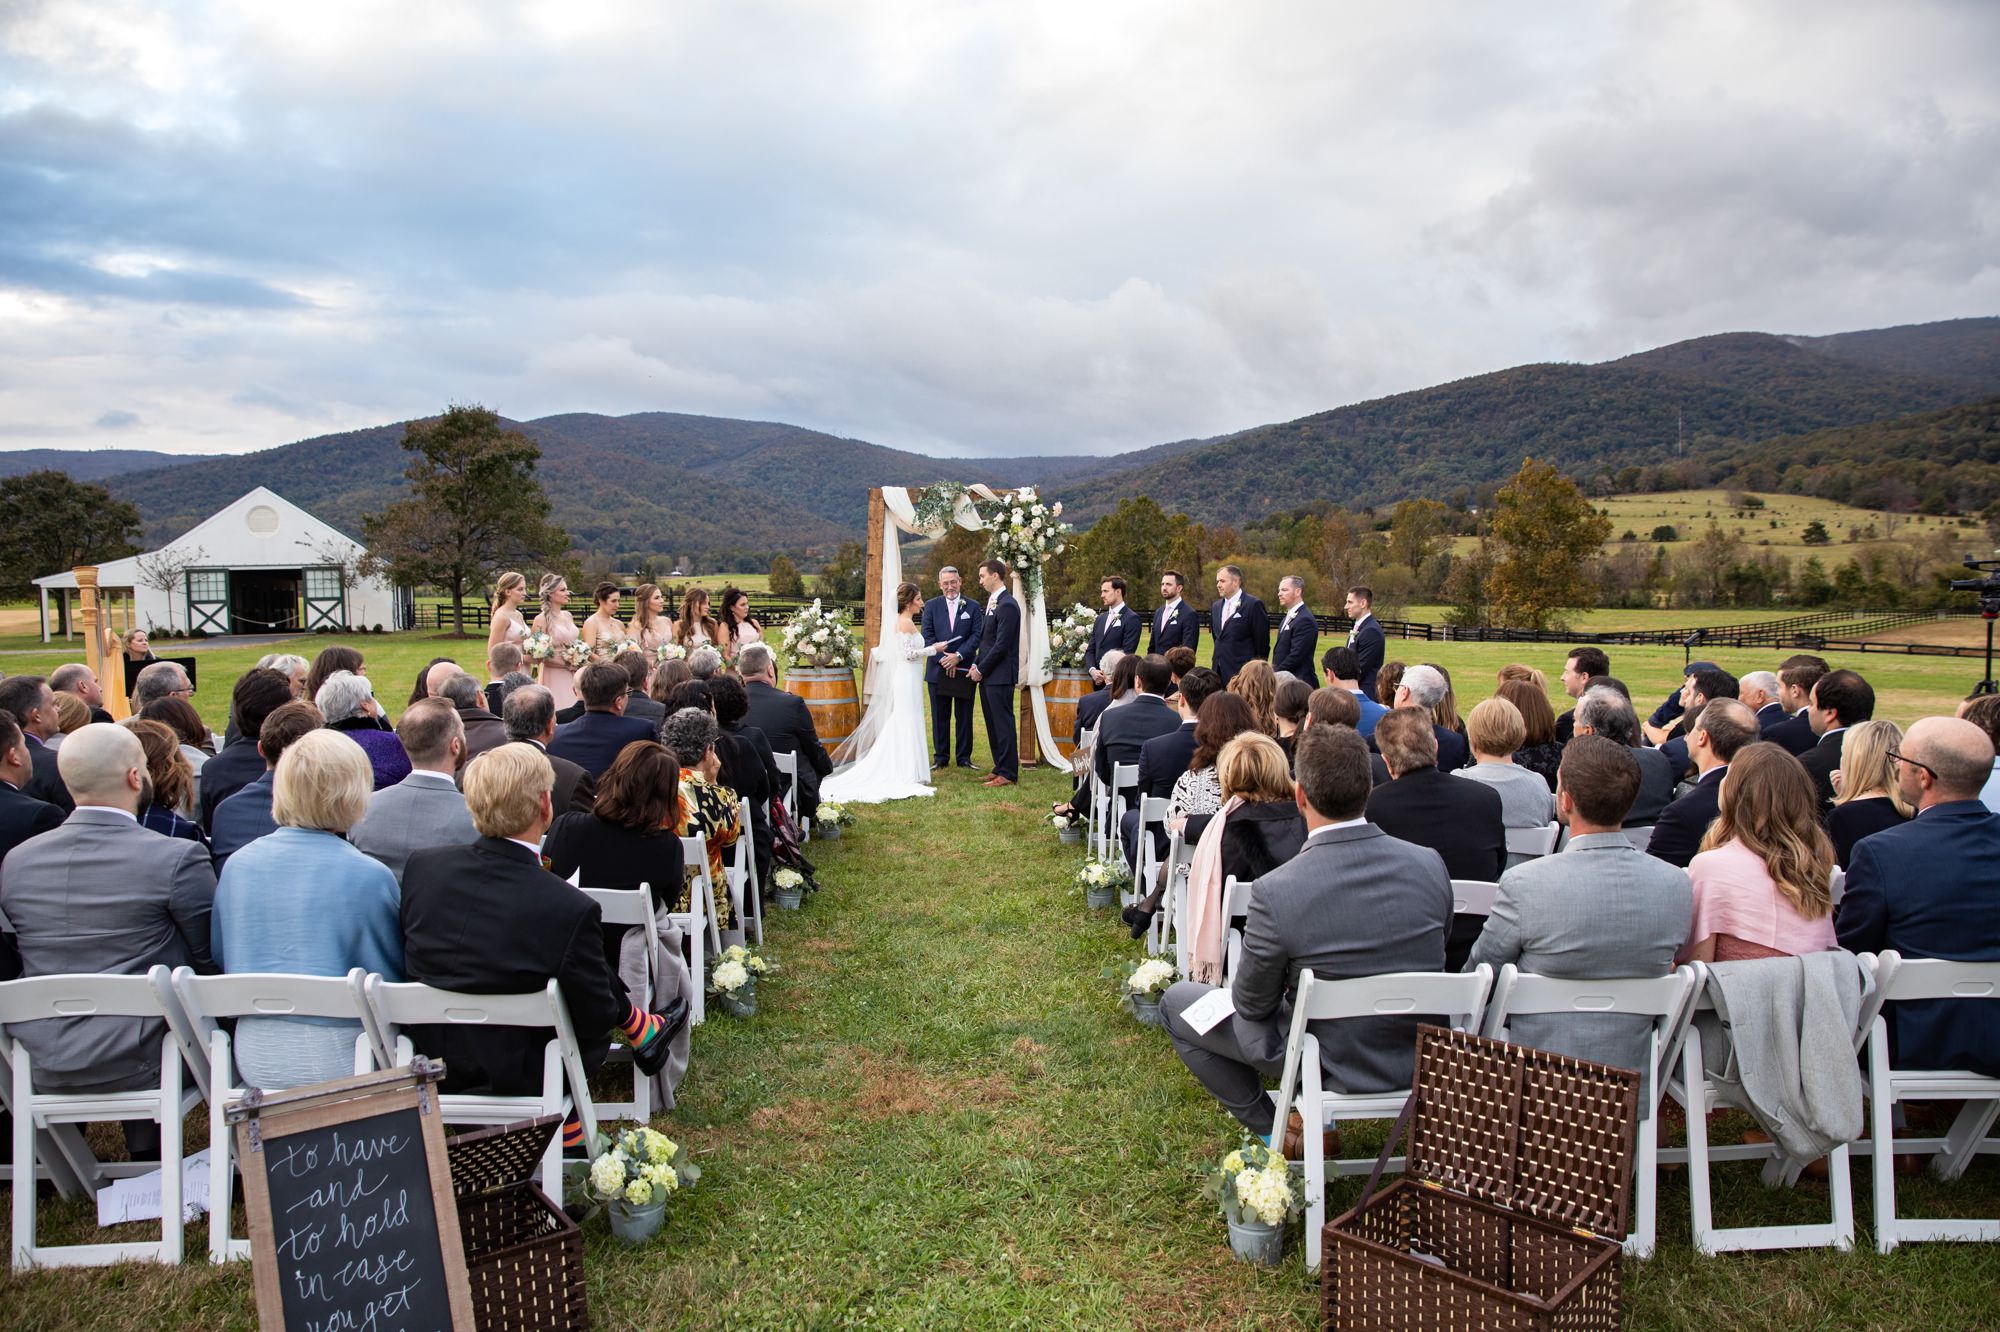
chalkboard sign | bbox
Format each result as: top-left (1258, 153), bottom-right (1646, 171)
top-left (229, 1061), bottom-right (474, 1332)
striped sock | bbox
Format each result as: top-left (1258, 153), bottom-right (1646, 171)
top-left (562, 1115), bottom-right (584, 1150)
top-left (619, 1003), bottom-right (664, 1053)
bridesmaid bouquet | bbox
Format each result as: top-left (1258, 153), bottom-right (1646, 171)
top-left (594, 636), bottom-right (641, 662)
top-left (521, 631), bottom-right (554, 663)
top-left (654, 643), bottom-right (687, 665)
top-left (558, 638), bottom-right (593, 670)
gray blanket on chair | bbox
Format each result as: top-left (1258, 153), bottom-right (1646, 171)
top-left (618, 913), bottom-right (693, 1112)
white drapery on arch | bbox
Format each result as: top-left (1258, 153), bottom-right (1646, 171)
top-left (874, 485), bottom-right (1063, 769)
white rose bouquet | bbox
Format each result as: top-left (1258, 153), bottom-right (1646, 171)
top-left (558, 637), bottom-right (593, 670)
top-left (1076, 859), bottom-right (1129, 907)
top-left (521, 631), bottom-right (554, 663)
top-left (780, 599), bottom-right (861, 669)
top-left (654, 642), bottom-right (687, 665)
top-left (815, 800), bottom-right (855, 828)
top-left (716, 942), bottom-right (774, 980)
top-left (1046, 603), bottom-right (1096, 669)
top-left (588, 1126), bottom-right (700, 1211)
top-left (1205, 1138), bottom-right (1304, 1228)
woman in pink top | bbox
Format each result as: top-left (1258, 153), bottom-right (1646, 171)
top-left (1678, 742), bottom-right (1839, 964)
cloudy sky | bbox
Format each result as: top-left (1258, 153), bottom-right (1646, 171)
top-left (2, 0), bottom-right (1996, 459)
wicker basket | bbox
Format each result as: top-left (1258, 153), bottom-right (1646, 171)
top-left (1323, 1025), bottom-right (1640, 1331)
top-left (448, 1116), bottom-right (589, 1330)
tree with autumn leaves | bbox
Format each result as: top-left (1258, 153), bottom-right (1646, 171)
top-left (1448, 458), bottom-right (1610, 631)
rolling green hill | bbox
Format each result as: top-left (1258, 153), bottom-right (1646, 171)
top-left (0, 448), bottom-right (223, 481)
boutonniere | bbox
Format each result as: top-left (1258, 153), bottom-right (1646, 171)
top-left (539, 853), bottom-right (554, 871)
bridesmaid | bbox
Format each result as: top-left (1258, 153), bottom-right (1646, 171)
top-left (628, 583), bottom-right (674, 654)
top-left (581, 582), bottom-right (625, 659)
top-left (531, 573), bottom-right (580, 710)
top-left (679, 587), bottom-right (719, 652)
top-left (486, 571), bottom-right (529, 657)
top-left (717, 586), bottom-right (762, 664)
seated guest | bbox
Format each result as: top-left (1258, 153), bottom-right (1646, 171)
top-left (1646, 698), bottom-right (1759, 869)
top-left (1391, 664), bottom-right (1469, 771)
top-left (1642, 660), bottom-right (1718, 745)
top-left (414, 656), bottom-right (460, 706)
top-left (0, 676), bottom-right (73, 812)
top-left (1164, 645), bottom-right (1198, 697)
top-left (0, 715), bottom-right (60, 983)
top-left (661, 707), bottom-right (744, 928)
top-left (1182, 733), bottom-right (1309, 979)
top-left (486, 641), bottom-right (527, 714)
top-left (710, 673), bottom-right (777, 885)
top-left (1453, 696), bottom-right (1556, 865)
top-left (213, 731), bottom-right (402, 1088)
top-left (616, 650), bottom-right (667, 737)
top-left (1304, 686), bottom-right (1390, 785)
top-left (1428, 662), bottom-right (1468, 744)
top-left (1, 724), bottom-right (215, 1156)
top-left (212, 701), bottom-right (323, 868)
top-left (1962, 695), bottom-right (2000, 813)
top-left (1321, 647), bottom-right (1389, 740)
top-left (349, 699), bottom-right (478, 882)
top-left (1654, 665), bottom-right (1739, 779)
top-left (1738, 670), bottom-right (1786, 731)
top-left (1229, 660), bottom-right (1281, 739)
top-left (1496, 662), bottom-right (1548, 692)
top-left (122, 719), bottom-right (206, 845)
top-left (220, 653), bottom-right (313, 747)
top-left (739, 643), bottom-right (833, 821)
top-left (1467, 735), bottom-right (1692, 1073)
top-left (542, 740), bottom-right (686, 978)
top-left (1162, 724), bottom-right (1450, 1140)
top-left (650, 658), bottom-right (694, 705)
top-left (1095, 655), bottom-right (1181, 789)
top-left (1050, 650), bottom-right (1129, 820)
top-left (1837, 717), bottom-right (2000, 1075)
top-left (400, 744), bottom-right (687, 1129)
top-left (1681, 742), bottom-right (1838, 963)
top-left (504, 683), bottom-right (597, 814)
top-left (130, 659), bottom-right (193, 713)
top-left (305, 645), bottom-right (371, 713)
top-left (551, 661), bottom-right (659, 779)
top-left (1803, 669), bottom-right (1875, 809)
top-left (1554, 646), bottom-right (1611, 745)
top-left (201, 668), bottom-right (299, 825)
top-left (1171, 692), bottom-right (1258, 845)
top-left (141, 695), bottom-right (214, 785)
top-left (50, 662), bottom-right (111, 725)
top-left (316, 669), bottom-right (410, 790)
top-left (438, 671), bottom-right (507, 765)
top-left (1497, 679), bottom-right (1562, 792)
top-left (687, 645), bottom-right (723, 681)
top-left (47, 691), bottom-right (90, 748)
top-left (1573, 686), bottom-right (1676, 827)
top-left (1763, 654), bottom-right (1828, 757)
top-left (1825, 718), bottom-right (1913, 869)
top-left (1367, 706), bottom-right (1505, 969)
top-left (1271, 676), bottom-right (1309, 762)
top-left (1118, 667), bottom-right (1223, 868)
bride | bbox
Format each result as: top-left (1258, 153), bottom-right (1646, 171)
top-left (821, 582), bottom-right (951, 804)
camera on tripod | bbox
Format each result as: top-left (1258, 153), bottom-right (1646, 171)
top-left (1949, 557), bottom-right (2000, 619)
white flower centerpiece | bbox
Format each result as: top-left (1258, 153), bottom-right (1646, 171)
top-left (1076, 859), bottom-right (1129, 910)
top-left (588, 1126), bottom-right (700, 1245)
top-left (814, 799), bottom-right (855, 841)
top-left (1205, 1138), bottom-right (1303, 1266)
top-left (1046, 603), bottom-right (1095, 670)
top-left (770, 867), bottom-right (808, 910)
top-left (710, 942), bottom-right (774, 1016)
top-left (1105, 958), bottom-right (1176, 1026)
top-left (780, 600), bottom-right (861, 670)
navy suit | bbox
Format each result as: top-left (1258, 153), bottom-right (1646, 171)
top-left (1763, 708), bottom-right (1816, 757)
top-left (1837, 800), bottom-right (2000, 1076)
top-left (1147, 599), bottom-right (1199, 656)
top-left (921, 594), bottom-right (983, 766)
top-left (1645, 765), bottom-right (1726, 869)
top-left (1123, 719), bottom-right (1197, 865)
top-left (22, 738), bottom-right (71, 814)
top-left (549, 710), bottom-right (659, 780)
top-left (1271, 605), bottom-right (1319, 685)
top-left (1799, 728), bottom-right (1846, 809)
top-left (1084, 604), bottom-right (1143, 684)
top-left (974, 590), bottom-right (1020, 780)
top-left (1434, 724), bottom-right (1470, 773)
top-left (1347, 615), bottom-right (1386, 701)
top-left (1208, 594), bottom-right (1270, 683)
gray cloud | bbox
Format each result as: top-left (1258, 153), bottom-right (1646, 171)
top-left (94, 409), bottom-right (138, 429)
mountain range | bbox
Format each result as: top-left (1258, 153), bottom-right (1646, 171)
top-left (7, 315), bottom-right (1997, 564)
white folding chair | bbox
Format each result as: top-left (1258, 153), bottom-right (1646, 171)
top-left (1504, 821), bottom-right (1561, 860)
top-left (773, 749), bottom-right (799, 823)
top-left (1449, 879), bottom-right (1498, 919)
top-left (168, 968), bottom-right (379, 1262)
top-left (1133, 795), bottom-right (1171, 950)
top-left (1268, 966), bottom-right (1495, 1272)
top-left (679, 834), bottom-right (724, 955)
top-left (674, 836), bottom-right (715, 1026)
top-left (1108, 763), bottom-right (1141, 879)
top-left (1479, 964), bottom-right (1701, 1258)
top-left (1218, 877), bottom-right (1255, 985)
top-left (1828, 865), bottom-right (1846, 908)
top-left (1162, 828), bottom-right (1196, 968)
top-left (2, 967), bottom-right (196, 1271)
top-left (726, 797), bottom-right (764, 947)
top-left (581, 886), bottom-right (660, 1124)
top-left (1076, 725), bottom-right (1103, 856)
top-left (361, 977), bottom-right (598, 1206)
top-left (1625, 824), bottom-right (1656, 854)
top-left (1663, 957), bottom-right (1873, 1254)
top-left (1859, 951), bottom-right (2000, 1252)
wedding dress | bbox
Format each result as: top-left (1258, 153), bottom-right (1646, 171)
top-left (821, 629), bottom-right (934, 804)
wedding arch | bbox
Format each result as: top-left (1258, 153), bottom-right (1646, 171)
top-left (861, 484), bottom-right (1068, 769)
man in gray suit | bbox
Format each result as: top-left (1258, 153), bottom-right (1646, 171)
top-left (350, 699), bottom-right (479, 882)
top-left (0, 725), bottom-right (215, 1155)
top-left (1465, 734), bottom-right (1692, 1075)
top-left (1162, 724), bottom-right (1451, 1137)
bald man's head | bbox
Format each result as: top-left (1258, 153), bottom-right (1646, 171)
top-left (55, 722), bottom-right (146, 809)
top-left (425, 660), bottom-right (462, 698)
top-left (1904, 716), bottom-right (1995, 803)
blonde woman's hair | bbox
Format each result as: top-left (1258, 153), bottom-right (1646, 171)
top-left (1218, 731), bottom-right (1294, 803)
top-left (1466, 696), bottom-right (1526, 757)
top-left (51, 692), bottom-right (90, 735)
top-left (1229, 660), bottom-right (1279, 738)
top-left (1834, 718), bottom-right (1914, 817)
top-left (463, 742), bottom-right (554, 838)
top-left (536, 572), bottom-right (565, 601)
top-left (1699, 742), bottom-right (1836, 920)
top-left (492, 571), bottom-right (526, 610)
top-left (271, 729), bottom-right (374, 833)
top-left (1496, 662), bottom-right (1548, 694)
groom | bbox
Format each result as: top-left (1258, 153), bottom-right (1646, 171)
top-left (967, 558), bottom-right (1019, 787)
top-left (922, 566), bottom-right (983, 769)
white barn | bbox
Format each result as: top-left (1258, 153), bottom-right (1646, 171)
top-left (33, 487), bottom-right (407, 642)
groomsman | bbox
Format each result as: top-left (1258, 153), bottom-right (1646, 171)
top-left (1271, 575), bottom-right (1319, 686)
top-left (1148, 570), bottom-right (1200, 656)
top-left (1208, 564), bottom-right (1269, 684)
top-left (1344, 585), bottom-right (1385, 701)
top-left (1085, 576), bottom-right (1143, 689)
top-left (922, 566), bottom-right (983, 769)
top-left (968, 559), bottom-right (1020, 787)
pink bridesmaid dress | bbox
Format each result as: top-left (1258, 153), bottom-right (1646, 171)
top-left (540, 613), bottom-right (580, 710)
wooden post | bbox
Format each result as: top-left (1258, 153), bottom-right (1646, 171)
top-left (1019, 689), bottom-right (1040, 766)
top-left (863, 488), bottom-right (886, 663)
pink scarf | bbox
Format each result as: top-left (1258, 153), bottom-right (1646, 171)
top-left (1185, 794), bottom-right (1246, 984)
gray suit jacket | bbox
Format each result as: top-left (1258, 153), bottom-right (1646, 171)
top-left (0, 807), bottom-right (216, 1090)
top-left (1465, 831), bottom-right (1692, 1074)
top-left (350, 770), bottom-right (480, 883)
top-left (1231, 824), bottom-right (1452, 1094)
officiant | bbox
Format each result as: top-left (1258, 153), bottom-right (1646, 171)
top-left (923, 566), bottom-right (983, 770)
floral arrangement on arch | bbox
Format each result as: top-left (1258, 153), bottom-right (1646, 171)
top-left (912, 482), bottom-right (971, 535)
top-left (779, 599), bottom-right (862, 670)
top-left (974, 488), bottom-right (1071, 598)
top-left (1046, 603), bottom-right (1096, 669)
top-left (588, 1126), bottom-right (700, 1207)
top-left (1205, 1138), bottom-right (1304, 1228)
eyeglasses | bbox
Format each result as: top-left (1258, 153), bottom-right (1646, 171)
top-left (1887, 749), bottom-right (1937, 781)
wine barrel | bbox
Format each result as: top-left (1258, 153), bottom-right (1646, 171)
top-left (784, 667), bottom-right (860, 748)
top-left (1043, 668), bottom-right (1094, 760)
